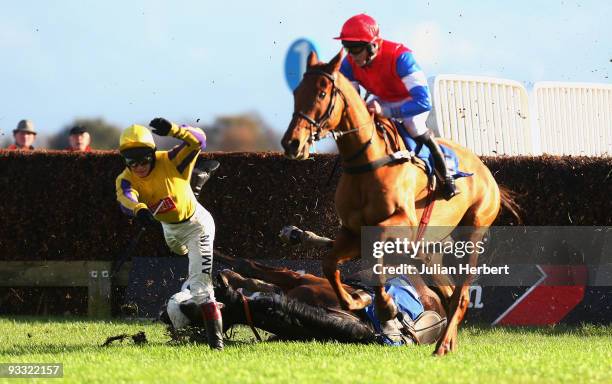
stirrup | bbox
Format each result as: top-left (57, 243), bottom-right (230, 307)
top-left (441, 177), bottom-right (459, 200)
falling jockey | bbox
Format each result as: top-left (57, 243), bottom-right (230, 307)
top-left (335, 13), bottom-right (457, 199)
top-left (115, 118), bottom-right (224, 350)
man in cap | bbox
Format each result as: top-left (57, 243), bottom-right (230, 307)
top-left (335, 14), bottom-right (457, 199)
top-left (7, 119), bottom-right (37, 150)
top-left (115, 118), bottom-right (223, 350)
top-left (67, 125), bottom-right (92, 152)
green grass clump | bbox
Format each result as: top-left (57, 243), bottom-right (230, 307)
top-left (1, 317), bottom-right (611, 384)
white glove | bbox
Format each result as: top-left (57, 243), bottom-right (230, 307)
top-left (366, 99), bottom-right (382, 115)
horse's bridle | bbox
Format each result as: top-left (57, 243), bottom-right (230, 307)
top-left (292, 69), bottom-right (357, 144)
top-left (292, 69), bottom-right (413, 174)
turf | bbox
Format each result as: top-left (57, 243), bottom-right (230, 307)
top-left (1, 317), bottom-right (611, 384)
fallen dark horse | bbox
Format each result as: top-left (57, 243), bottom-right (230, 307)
top-left (160, 250), bottom-right (447, 346)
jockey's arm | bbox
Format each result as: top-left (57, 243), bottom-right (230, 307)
top-left (116, 177), bottom-right (147, 216)
top-left (166, 124), bottom-right (207, 177)
top-left (382, 52), bottom-right (432, 118)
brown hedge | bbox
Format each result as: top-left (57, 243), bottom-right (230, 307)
top-left (0, 150), bottom-right (610, 262)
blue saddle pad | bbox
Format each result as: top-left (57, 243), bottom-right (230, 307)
top-left (394, 120), bottom-right (472, 179)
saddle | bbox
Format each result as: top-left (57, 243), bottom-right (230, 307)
top-left (391, 119), bottom-right (472, 180)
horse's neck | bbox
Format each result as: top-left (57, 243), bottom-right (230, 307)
top-left (335, 79), bottom-right (394, 162)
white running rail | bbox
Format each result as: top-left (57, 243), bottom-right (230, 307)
top-left (429, 75), bottom-right (533, 155)
top-left (534, 81), bottom-right (612, 156)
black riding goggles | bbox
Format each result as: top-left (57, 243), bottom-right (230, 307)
top-left (342, 41), bottom-right (368, 55)
top-left (125, 154), bottom-right (154, 168)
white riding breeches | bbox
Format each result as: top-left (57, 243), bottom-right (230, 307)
top-left (379, 98), bottom-right (430, 137)
top-left (401, 110), bottom-right (430, 137)
top-left (162, 203), bottom-right (216, 305)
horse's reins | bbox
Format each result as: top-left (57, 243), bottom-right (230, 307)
top-left (292, 69), bottom-right (373, 161)
top-left (239, 290), bottom-right (262, 342)
top-left (342, 118), bottom-right (413, 174)
top-left (293, 69), bottom-right (413, 176)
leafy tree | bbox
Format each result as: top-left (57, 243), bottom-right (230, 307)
top-left (155, 113), bottom-right (281, 152)
top-left (45, 113), bottom-right (281, 152)
top-left (203, 113), bottom-right (281, 152)
top-left (0, 135), bottom-right (12, 148)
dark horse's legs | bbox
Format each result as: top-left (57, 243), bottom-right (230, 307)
top-left (215, 250), bottom-right (352, 308)
top-left (215, 250), bottom-right (306, 291)
top-left (220, 269), bottom-right (282, 294)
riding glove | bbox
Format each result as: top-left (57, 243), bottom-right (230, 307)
top-left (135, 208), bottom-right (156, 227)
top-left (149, 117), bottom-right (173, 136)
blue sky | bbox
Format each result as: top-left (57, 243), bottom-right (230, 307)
top-left (1, 0), bottom-right (610, 139)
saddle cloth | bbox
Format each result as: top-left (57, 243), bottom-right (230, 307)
top-left (393, 119), bottom-right (473, 179)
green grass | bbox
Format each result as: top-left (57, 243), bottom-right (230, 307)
top-left (1, 317), bottom-right (611, 384)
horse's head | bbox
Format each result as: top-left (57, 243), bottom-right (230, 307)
top-left (281, 50), bottom-right (345, 159)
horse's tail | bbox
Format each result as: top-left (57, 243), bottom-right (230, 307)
top-left (499, 185), bottom-right (523, 225)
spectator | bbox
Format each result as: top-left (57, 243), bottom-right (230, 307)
top-left (7, 120), bottom-right (37, 150)
top-left (67, 125), bottom-right (92, 152)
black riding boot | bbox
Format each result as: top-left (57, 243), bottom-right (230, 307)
top-left (201, 301), bottom-right (224, 350)
top-left (191, 159), bottom-right (220, 199)
top-left (416, 131), bottom-right (457, 200)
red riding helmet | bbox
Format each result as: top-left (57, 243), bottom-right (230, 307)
top-left (334, 14), bottom-right (380, 42)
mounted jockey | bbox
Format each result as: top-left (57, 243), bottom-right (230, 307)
top-left (335, 14), bottom-right (457, 199)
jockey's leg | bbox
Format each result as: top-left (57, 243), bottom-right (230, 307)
top-left (403, 113), bottom-right (457, 200)
top-left (163, 204), bottom-right (223, 350)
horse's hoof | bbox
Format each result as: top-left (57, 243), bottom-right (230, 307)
top-left (433, 335), bottom-right (455, 356)
top-left (350, 289), bottom-right (373, 307)
top-left (339, 298), bottom-right (367, 312)
top-left (433, 343), bottom-right (450, 356)
top-left (338, 297), bottom-right (353, 311)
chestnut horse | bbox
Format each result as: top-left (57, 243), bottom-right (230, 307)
top-left (281, 51), bottom-right (512, 356)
